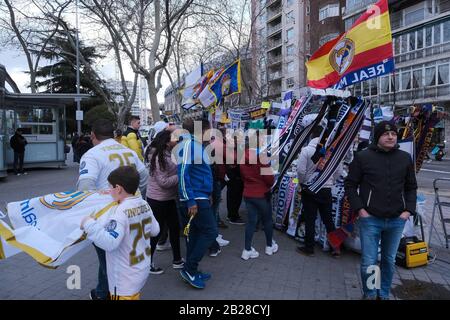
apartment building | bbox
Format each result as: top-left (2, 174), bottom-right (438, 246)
top-left (252, 0), bottom-right (345, 101)
top-left (343, 0), bottom-right (450, 149)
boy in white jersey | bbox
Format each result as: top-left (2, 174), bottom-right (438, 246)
top-left (81, 166), bottom-right (159, 300)
top-left (77, 119), bottom-right (149, 300)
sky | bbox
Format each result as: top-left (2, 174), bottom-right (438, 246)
top-left (0, 47), bottom-right (169, 104)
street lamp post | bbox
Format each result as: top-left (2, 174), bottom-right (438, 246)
top-left (75, 0), bottom-right (81, 135)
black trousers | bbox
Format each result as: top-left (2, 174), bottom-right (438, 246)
top-left (147, 198), bottom-right (182, 262)
top-left (302, 188), bottom-right (336, 250)
top-left (13, 152), bottom-right (25, 174)
top-left (226, 178), bottom-right (243, 219)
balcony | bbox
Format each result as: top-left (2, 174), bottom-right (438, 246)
top-left (395, 42), bottom-right (450, 66)
top-left (267, 55), bottom-right (283, 66)
top-left (267, 23), bottom-right (282, 37)
top-left (367, 84), bottom-right (450, 105)
top-left (267, 84), bottom-right (282, 98)
top-left (266, 37), bottom-right (282, 52)
top-left (266, 0), bottom-right (281, 9)
top-left (343, 0), bottom-right (376, 18)
top-left (269, 71), bottom-right (282, 81)
top-left (266, 4), bottom-right (282, 23)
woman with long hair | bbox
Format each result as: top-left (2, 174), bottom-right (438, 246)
top-left (146, 130), bottom-right (183, 274)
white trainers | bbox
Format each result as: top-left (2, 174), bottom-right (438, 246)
top-left (216, 234), bottom-right (230, 247)
top-left (241, 247), bottom-right (259, 260)
top-left (156, 241), bottom-right (171, 251)
top-left (265, 240), bottom-right (279, 255)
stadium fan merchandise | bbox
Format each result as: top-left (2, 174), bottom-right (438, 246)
top-left (0, 191), bottom-right (117, 267)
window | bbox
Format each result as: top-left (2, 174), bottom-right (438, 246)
top-left (306, 24), bottom-right (310, 32)
top-left (286, 11), bottom-right (295, 24)
top-left (413, 69), bottom-right (423, 88)
top-left (425, 66), bottom-right (436, 86)
top-left (401, 71), bottom-right (411, 90)
top-left (362, 81), bottom-right (369, 96)
top-left (306, 41), bottom-right (310, 51)
top-left (434, 23), bottom-right (441, 45)
top-left (287, 61), bottom-right (295, 73)
top-left (286, 28), bottom-right (294, 40)
top-left (405, 5), bottom-right (425, 25)
top-left (380, 76), bottom-right (390, 93)
top-left (319, 3), bottom-right (340, 21)
top-left (393, 37), bottom-right (400, 55)
top-left (438, 65), bottom-right (449, 84)
top-left (286, 77), bottom-right (295, 88)
top-left (370, 78), bottom-right (378, 96)
top-left (401, 34), bottom-right (408, 53)
top-left (444, 21), bottom-right (450, 42)
top-left (320, 33), bottom-right (339, 46)
top-left (287, 44), bottom-right (295, 56)
top-left (426, 26), bottom-right (432, 47)
top-left (417, 29), bottom-right (424, 49)
top-left (306, 4), bottom-right (310, 16)
top-left (409, 32), bottom-right (416, 51)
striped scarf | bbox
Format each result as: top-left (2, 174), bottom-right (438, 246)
top-left (305, 99), bottom-right (369, 193)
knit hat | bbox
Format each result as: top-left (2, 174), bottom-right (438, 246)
top-left (373, 121), bottom-right (398, 144)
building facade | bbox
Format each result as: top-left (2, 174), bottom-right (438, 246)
top-left (343, 0), bottom-right (450, 151)
top-left (252, 0), bottom-right (345, 101)
top-left (106, 78), bottom-right (150, 124)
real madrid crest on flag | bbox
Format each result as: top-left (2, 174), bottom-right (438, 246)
top-left (329, 38), bottom-right (355, 75)
top-left (306, 0), bottom-right (394, 89)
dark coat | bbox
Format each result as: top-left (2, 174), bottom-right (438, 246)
top-left (10, 133), bottom-right (27, 153)
top-left (344, 144), bottom-right (418, 218)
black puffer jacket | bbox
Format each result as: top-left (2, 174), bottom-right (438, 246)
top-left (344, 144), bottom-right (417, 218)
top-left (10, 133), bottom-right (27, 153)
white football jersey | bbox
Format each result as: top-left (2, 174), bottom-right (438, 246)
top-left (78, 139), bottom-right (147, 190)
top-left (84, 196), bottom-right (160, 296)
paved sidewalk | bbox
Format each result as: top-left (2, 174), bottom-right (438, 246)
top-left (0, 166), bottom-right (449, 300)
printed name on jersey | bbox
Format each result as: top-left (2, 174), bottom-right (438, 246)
top-left (125, 204), bottom-right (151, 218)
top-left (101, 144), bottom-right (127, 152)
top-left (79, 169), bottom-right (89, 175)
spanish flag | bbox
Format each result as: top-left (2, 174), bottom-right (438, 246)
top-left (306, 0), bottom-right (394, 89)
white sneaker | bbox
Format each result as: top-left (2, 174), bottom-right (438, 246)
top-left (241, 247), bottom-right (259, 260)
top-left (156, 242), bottom-right (171, 251)
top-left (265, 240), bottom-right (279, 255)
top-left (216, 234), bottom-right (230, 247)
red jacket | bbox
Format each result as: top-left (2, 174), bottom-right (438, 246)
top-left (239, 149), bottom-right (275, 198)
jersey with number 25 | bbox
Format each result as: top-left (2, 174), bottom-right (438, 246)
top-left (84, 196), bottom-right (160, 296)
top-left (78, 138), bottom-right (147, 190)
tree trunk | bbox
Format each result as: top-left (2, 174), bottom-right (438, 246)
top-left (147, 77), bottom-right (161, 122)
top-left (29, 72), bottom-right (37, 93)
top-left (117, 107), bottom-right (129, 129)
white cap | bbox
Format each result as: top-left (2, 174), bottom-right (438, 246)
top-left (153, 121), bottom-right (168, 135)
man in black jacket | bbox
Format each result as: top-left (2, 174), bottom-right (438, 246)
top-left (10, 129), bottom-right (28, 176)
top-left (345, 121), bottom-right (417, 300)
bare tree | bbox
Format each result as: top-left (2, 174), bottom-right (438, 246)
top-left (79, 0), bottom-right (196, 122)
top-left (0, 0), bottom-right (72, 93)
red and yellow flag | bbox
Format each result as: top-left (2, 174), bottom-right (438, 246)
top-left (306, 0), bottom-right (394, 89)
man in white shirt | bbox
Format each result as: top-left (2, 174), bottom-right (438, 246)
top-left (296, 126), bottom-right (342, 257)
top-left (81, 166), bottom-right (159, 300)
top-left (77, 119), bottom-right (149, 300)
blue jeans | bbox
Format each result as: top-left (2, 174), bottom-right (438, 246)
top-left (358, 215), bottom-right (406, 299)
top-left (244, 197), bottom-right (273, 251)
top-left (93, 244), bottom-right (109, 299)
top-left (180, 200), bottom-right (218, 275)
